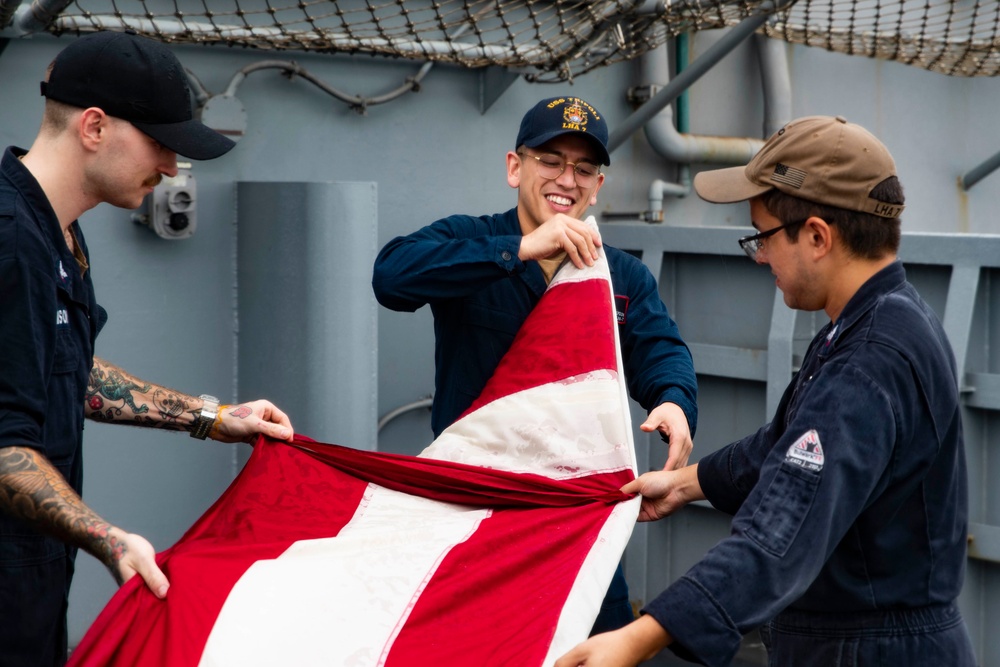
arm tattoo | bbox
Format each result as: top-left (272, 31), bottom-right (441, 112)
top-left (86, 361), bottom-right (151, 419)
top-left (230, 405), bottom-right (252, 419)
top-left (86, 357), bottom-right (197, 430)
top-left (0, 447), bottom-right (127, 581)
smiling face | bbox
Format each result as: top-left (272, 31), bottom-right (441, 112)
top-left (507, 133), bottom-right (605, 233)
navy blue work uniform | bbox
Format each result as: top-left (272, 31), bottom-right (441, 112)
top-left (643, 262), bottom-right (974, 666)
top-left (0, 147), bottom-right (108, 667)
top-left (372, 207), bottom-right (698, 634)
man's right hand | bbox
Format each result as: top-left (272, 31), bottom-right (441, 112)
top-left (107, 526), bottom-right (170, 598)
top-left (518, 214), bottom-right (602, 268)
top-left (620, 464), bottom-right (704, 522)
top-left (0, 446), bottom-right (169, 598)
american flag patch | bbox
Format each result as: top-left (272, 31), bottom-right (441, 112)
top-left (771, 163), bottom-right (807, 189)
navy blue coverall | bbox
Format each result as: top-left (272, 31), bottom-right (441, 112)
top-left (0, 147), bottom-right (108, 667)
top-left (372, 207), bottom-right (698, 633)
top-left (644, 262), bottom-right (975, 666)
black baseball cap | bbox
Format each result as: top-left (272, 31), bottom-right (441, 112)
top-left (515, 96), bottom-right (611, 166)
top-left (40, 31), bottom-right (235, 161)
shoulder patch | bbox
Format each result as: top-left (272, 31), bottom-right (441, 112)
top-left (785, 429), bottom-right (824, 472)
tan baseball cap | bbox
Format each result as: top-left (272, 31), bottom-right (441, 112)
top-left (693, 115), bottom-right (903, 218)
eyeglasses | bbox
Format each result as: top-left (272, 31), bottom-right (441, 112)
top-left (518, 151), bottom-right (602, 188)
top-left (738, 219), bottom-right (807, 261)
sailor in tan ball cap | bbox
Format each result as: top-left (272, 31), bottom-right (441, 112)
top-left (556, 116), bottom-right (976, 667)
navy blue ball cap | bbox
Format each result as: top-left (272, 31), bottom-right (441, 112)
top-left (40, 31), bottom-right (235, 161)
top-left (515, 96), bottom-right (611, 166)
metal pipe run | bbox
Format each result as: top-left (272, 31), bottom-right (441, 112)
top-left (961, 148), bottom-right (1000, 190)
top-left (608, 0), bottom-right (787, 153)
top-left (378, 398), bottom-right (434, 434)
top-left (0, 0), bottom-right (23, 30)
top-left (13, 0), bottom-right (70, 33)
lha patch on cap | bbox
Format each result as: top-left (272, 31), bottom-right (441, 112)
top-left (785, 429), bottom-right (825, 472)
top-left (563, 100), bottom-right (589, 133)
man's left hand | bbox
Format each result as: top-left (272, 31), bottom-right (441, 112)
top-left (639, 402), bottom-right (692, 470)
top-left (211, 400), bottom-right (294, 443)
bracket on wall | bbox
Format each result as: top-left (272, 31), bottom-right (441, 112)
top-left (479, 66), bottom-right (520, 114)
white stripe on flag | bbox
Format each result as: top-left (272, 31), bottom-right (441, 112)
top-left (423, 371), bottom-right (634, 478)
top-left (199, 484), bottom-right (490, 666)
top-left (542, 496), bottom-right (641, 665)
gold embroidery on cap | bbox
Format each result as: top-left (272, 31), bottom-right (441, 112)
top-left (563, 101), bottom-right (588, 133)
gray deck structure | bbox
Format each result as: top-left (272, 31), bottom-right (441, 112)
top-left (3, 2), bottom-right (1000, 662)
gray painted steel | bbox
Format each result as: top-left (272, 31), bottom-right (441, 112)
top-left (600, 224), bottom-right (1000, 664)
top-left (236, 181), bottom-right (378, 453)
top-left (0, 19), bottom-right (999, 664)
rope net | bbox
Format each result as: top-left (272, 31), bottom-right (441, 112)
top-left (39, 1), bottom-right (1000, 80)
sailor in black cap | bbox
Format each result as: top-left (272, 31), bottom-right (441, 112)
top-left (0, 31), bottom-right (295, 666)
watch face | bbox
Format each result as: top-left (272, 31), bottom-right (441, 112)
top-left (199, 395), bottom-right (220, 414)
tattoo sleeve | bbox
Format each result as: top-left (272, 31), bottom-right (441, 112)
top-left (85, 356), bottom-right (197, 432)
top-left (0, 446), bottom-right (127, 583)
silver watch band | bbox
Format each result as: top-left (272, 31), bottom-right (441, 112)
top-left (190, 394), bottom-right (220, 439)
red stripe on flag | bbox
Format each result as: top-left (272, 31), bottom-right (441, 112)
top-left (461, 279), bottom-right (616, 419)
top-left (68, 440), bottom-right (634, 666)
top-left (290, 437), bottom-right (631, 507)
top-left (68, 442), bottom-right (371, 667)
top-left (385, 480), bottom-right (629, 666)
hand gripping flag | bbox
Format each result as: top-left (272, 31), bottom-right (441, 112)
top-left (69, 217), bottom-right (641, 667)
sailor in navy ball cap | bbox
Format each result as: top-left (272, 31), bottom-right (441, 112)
top-left (374, 94), bottom-right (697, 640)
top-left (40, 30), bottom-right (234, 160)
top-left (516, 96), bottom-right (611, 166)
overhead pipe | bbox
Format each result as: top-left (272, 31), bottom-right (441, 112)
top-left (12, 0), bottom-right (71, 33)
top-left (640, 29), bottom-right (792, 220)
top-left (377, 397), bottom-right (433, 434)
top-left (12, 0), bottom-right (642, 61)
top-left (642, 33), bottom-right (791, 166)
top-left (21, 13), bottom-right (513, 59)
top-left (641, 44), bottom-right (762, 168)
top-left (644, 34), bottom-right (693, 221)
top-left (0, 0), bottom-right (23, 30)
top-left (961, 149), bottom-right (1000, 190)
top-left (608, 0), bottom-right (790, 154)
top-left (756, 33), bottom-right (792, 138)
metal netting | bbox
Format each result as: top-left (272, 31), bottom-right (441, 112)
top-left (766, 1), bottom-right (1000, 77)
top-left (24, 0), bottom-right (1000, 80)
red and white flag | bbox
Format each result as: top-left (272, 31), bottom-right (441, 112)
top-left (69, 218), bottom-right (640, 667)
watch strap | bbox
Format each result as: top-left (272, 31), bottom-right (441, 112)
top-left (190, 394), bottom-right (220, 439)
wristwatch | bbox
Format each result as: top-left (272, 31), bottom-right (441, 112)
top-left (190, 394), bottom-right (220, 439)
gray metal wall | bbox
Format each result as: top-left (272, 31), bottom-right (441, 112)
top-left (2, 21), bottom-right (1000, 658)
top-left (236, 180), bottom-right (379, 461)
top-left (602, 225), bottom-right (1000, 665)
